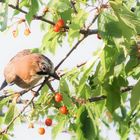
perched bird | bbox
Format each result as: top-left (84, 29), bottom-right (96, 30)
top-left (0, 49), bottom-right (59, 90)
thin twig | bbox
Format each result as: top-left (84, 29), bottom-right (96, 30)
top-left (88, 95), bottom-right (107, 102)
top-left (0, 96), bottom-right (35, 134)
top-left (87, 14), bottom-right (99, 29)
top-left (121, 86), bottom-right (133, 93)
top-left (87, 86), bottom-right (134, 103)
top-left (70, 0), bottom-right (78, 14)
top-left (55, 35), bottom-right (87, 70)
top-left (0, 89), bottom-right (28, 101)
top-left (16, 0), bottom-right (19, 8)
top-left (6, 4), bottom-right (98, 35)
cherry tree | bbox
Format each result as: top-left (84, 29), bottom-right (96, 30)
top-left (0, 0), bottom-right (140, 139)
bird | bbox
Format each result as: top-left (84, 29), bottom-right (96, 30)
top-left (0, 49), bottom-right (59, 90)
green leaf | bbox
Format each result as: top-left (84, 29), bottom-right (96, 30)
top-left (110, 1), bottom-right (140, 33)
top-left (106, 91), bottom-right (120, 113)
top-left (1, 134), bottom-right (9, 140)
top-left (37, 85), bottom-right (49, 104)
top-left (53, 0), bottom-right (70, 12)
top-left (130, 80), bottom-right (140, 109)
top-left (76, 105), bottom-right (99, 140)
top-left (52, 117), bottom-right (67, 140)
top-left (68, 9), bottom-right (88, 46)
top-left (105, 79), bottom-right (121, 113)
top-left (100, 45), bottom-right (118, 79)
top-left (60, 78), bottom-right (73, 107)
top-left (77, 61), bottom-right (95, 97)
top-left (0, 97), bottom-right (10, 110)
top-left (78, 84), bottom-right (92, 99)
top-left (0, 0), bottom-right (8, 31)
top-left (98, 9), bottom-right (136, 53)
top-left (12, 0), bottom-right (30, 17)
top-left (4, 104), bottom-right (15, 125)
top-left (58, 8), bottom-right (72, 22)
top-left (26, 0), bottom-right (39, 24)
top-left (41, 30), bottom-right (60, 54)
top-left (86, 105), bottom-right (98, 135)
top-left (114, 63), bottom-right (124, 77)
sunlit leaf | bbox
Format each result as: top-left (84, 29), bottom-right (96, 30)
top-left (76, 105), bottom-right (99, 140)
top-left (130, 80), bottom-right (140, 109)
top-left (4, 103), bottom-right (15, 125)
top-left (52, 116), bottom-right (67, 139)
top-left (0, 0), bottom-right (8, 31)
top-left (26, 0), bottom-right (39, 24)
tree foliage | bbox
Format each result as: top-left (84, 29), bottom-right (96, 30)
top-left (0, 0), bottom-right (140, 139)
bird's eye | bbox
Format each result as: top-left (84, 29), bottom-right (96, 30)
top-left (39, 62), bottom-right (49, 72)
top-left (42, 65), bottom-right (46, 71)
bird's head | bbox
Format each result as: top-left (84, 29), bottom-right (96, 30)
top-left (37, 55), bottom-right (60, 80)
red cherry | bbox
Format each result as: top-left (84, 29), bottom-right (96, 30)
top-left (45, 118), bottom-right (52, 126)
top-left (54, 93), bottom-right (63, 103)
top-left (53, 25), bottom-right (60, 32)
top-left (59, 106), bottom-right (68, 115)
top-left (38, 127), bottom-right (45, 135)
top-left (56, 19), bottom-right (65, 28)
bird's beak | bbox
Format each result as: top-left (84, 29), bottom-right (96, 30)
top-left (50, 72), bottom-right (60, 80)
top-left (37, 71), bottom-right (60, 80)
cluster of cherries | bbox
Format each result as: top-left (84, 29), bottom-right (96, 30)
top-left (28, 93), bottom-right (68, 135)
top-left (53, 19), bottom-right (65, 32)
top-left (12, 19), bottom-right (31, 38)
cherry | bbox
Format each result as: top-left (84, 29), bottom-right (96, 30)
top-left (38, 127), bottom-right (45, 135)
top-left (24, 28), bottom-right (31, 36)
top-left (18, 19), bottom-right (25, 24)
top-left (12, 30), bottom-right (18, 38)
top-left (45, 118), bottom-right (52, 126)
top-left (56, 19), bottom-right (65, 28)
top-left (54, 93), bottom-right (63, 103)
top-left (28, 123), bottom-right (34, 128)
top-left (53, 25), bottom-right (60, 32)
top-left (59, 106), bottom-right (68, 115)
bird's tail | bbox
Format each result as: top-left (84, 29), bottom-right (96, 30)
top-left (0, 80), bottom-right (8, 90)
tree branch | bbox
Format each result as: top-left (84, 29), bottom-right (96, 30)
top-left (87, 86), bottom-right (134, 103)
top-left (88, 95), bottom-right (107, 102)
top-left (55, 35), bottom-right (87, 70)
top-left (6, 4), bottom-right (98, 35)
top-left (8, 4), bottom-right (27, 14)
top-left (0, 95), bottom-right (35, 134)
top-left (121, 86), bottom-right (133, 93)
top-left (87, 14), bottom-right (99, 29)
top-left (70, 0), bottom-right (78, 14)
top-left (0, 89), bottom-right (28, 101)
